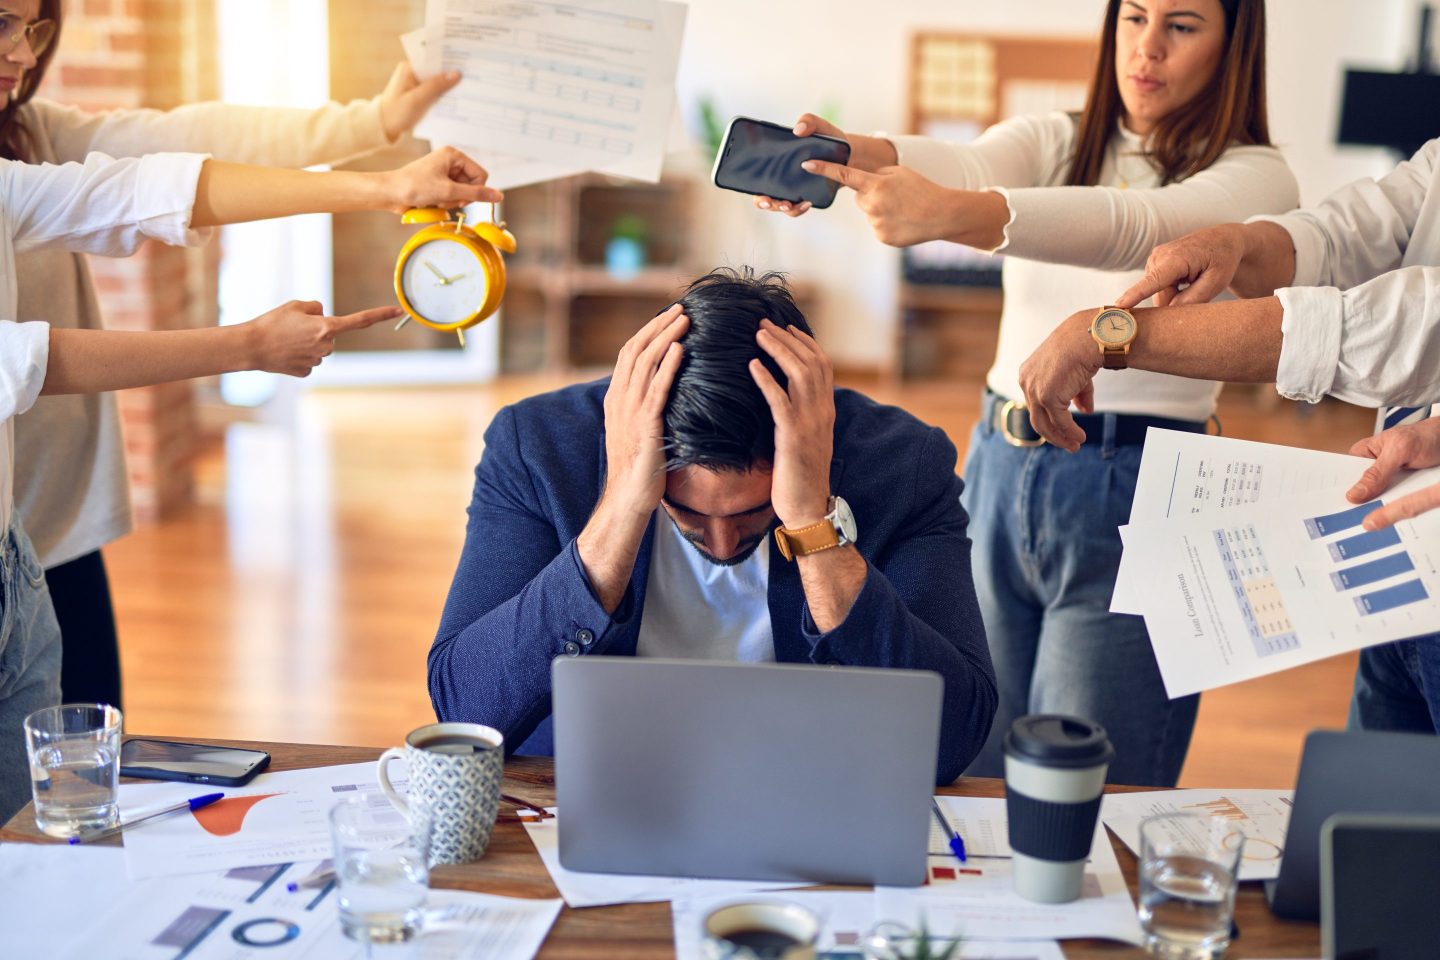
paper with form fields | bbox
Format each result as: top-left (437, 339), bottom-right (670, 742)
top-left (0, 843), bottom-right (561, 960)
top-left (521, 809), bottom-right (801, 907)
top-left (671, 891), bottom-right (1064, 960)
top-left (1117, 432), bottom-right (1440, 697)
top-left (119, 761), bottom-right (406, 879)
top-left (875, 798), bottom-right (1144, 944)
top-left (1100, 789), bottom-right (1293, 881)
top-left (417, 0), bottom-right (685, 186)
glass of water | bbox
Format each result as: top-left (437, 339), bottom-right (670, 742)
top-left (1138, 812), bottom-right (1245, 959)
top-left (23, 703), bottom-right (123, 839)
top-left (329, 793), bottom-right (432, 944)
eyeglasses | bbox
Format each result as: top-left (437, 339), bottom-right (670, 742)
top-left (0, 12), bottom-right (56, 58)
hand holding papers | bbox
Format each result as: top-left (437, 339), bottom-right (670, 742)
top-left (414, 0), bottom-right (687, 189)
top-left (1116, 431), bottom-right (1440, 696)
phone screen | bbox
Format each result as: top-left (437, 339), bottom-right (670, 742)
top-left (120, 739), bottom-right (270, 784)
top-left (712, 117), bottom-right (853, 208)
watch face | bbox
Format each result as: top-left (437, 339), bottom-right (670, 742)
top-left (1092, 307), bottom-right (1136, 345)
top-left (400, 237), bottom-right (490, 326)
top-left (831, 496), bottom-right (858, 544)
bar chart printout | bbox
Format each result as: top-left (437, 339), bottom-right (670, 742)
top-left (1303, 500), bottom-right (1431, 618)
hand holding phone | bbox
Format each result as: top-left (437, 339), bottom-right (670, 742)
top-left (711, 116), bottom-right (853, 209)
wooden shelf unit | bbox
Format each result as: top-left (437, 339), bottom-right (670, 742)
top-left (499, 174), bottom-right (701, 373)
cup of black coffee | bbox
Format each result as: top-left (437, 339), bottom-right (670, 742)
top-left (1003, 713), bottom-right (1114, 903)
top-left (702, 900), bottom-right (819, 960)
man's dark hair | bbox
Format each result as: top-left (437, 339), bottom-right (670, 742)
top-left (663, 267), bottom-right (812, 472)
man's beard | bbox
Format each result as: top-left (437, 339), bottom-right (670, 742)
top-left (676, 528), bottom-right (767, 568)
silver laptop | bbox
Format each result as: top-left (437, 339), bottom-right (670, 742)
top-left (552, 658), bottom-right (944, 887)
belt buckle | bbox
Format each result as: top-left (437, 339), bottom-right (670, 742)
top-left (999, 399), bottom-right (1046, 448)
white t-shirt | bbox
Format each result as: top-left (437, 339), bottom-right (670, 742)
top-left (892, 113), bottom-right (1299, 421)
top-left (13, 97), bottom-right (390, 568)
top-left (634, 509), bottom-right (774, 662)
top-left (0, 152), bottom-right (210, 535)
top-left (1252, 139), bottom-right (1440, 409)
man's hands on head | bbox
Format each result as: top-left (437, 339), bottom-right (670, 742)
top-left (577, 304), bottom-right (689, 613)
top-left (747, 319), bottom-right (836, 529)
top-left (1347, 419), bottom-right (1440, 531)
top-left (1017, 309), bottom-right (1104, 452)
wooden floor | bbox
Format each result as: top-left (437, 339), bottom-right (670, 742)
top-left (105, 375), bottom-right (1375, 788)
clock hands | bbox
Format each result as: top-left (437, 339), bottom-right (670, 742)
top-left (423, 261), bottom-right (450, 285)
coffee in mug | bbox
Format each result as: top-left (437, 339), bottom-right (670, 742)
top-left (378, 722), bottom-right (504, 866)
top-left (1003, 713), bottom-right (1114, 903)
top-left (702, 900), bottom-right (819, 960)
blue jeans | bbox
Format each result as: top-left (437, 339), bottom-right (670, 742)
top-left (960, 419), bottom-right (1200, 786)
top-left (1349, 636), bottom-right (1440, 733)
top-left (0, 517), bottom-right (62, 823)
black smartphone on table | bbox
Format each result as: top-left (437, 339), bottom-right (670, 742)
top-left (120, 739), bottom-right (271, 787)
top-left (711, 116), bottom-right (853, 209)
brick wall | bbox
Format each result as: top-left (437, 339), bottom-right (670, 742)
top-left (41, 0), bottom-right (219, 521)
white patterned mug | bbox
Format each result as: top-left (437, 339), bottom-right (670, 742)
top-left (377, 722), bottom-right (505, 866)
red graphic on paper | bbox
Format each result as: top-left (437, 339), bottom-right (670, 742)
top-left (191, 794), bottom-right (283, 836)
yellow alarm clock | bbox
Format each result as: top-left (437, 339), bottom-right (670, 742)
top-left (393, 206), bottom-right (517, 346)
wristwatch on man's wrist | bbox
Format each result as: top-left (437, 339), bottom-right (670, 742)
top-left (773, 496), bottom-right (858, 561)
top-left (1089, 305), bottom-right (1138, 370)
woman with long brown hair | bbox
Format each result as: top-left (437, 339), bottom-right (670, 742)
top-left (762, 0), bottom-right (1293, 785)
top-left (2, 0), bottom-right (458, 715)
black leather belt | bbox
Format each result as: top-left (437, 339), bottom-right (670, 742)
top-left (986, 391), bottom-right (1207, 447)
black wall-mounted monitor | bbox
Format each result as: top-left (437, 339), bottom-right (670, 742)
top-left (1337, 69), bottom-right (1440, 157)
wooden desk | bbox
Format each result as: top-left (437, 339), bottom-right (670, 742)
top-left (0, 738), bottom-right (1320, 959)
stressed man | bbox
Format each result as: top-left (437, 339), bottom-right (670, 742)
top-left (429, 269), bottom-right (996, 783)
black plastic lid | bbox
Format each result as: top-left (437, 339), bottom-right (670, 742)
top-left (1003, 714), bottom-right (1115, 769)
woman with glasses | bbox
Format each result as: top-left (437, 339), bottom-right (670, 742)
top-left (1, 0), bottom-right (461, 714)
top-left (759, 0), bottom-right (1294, 786)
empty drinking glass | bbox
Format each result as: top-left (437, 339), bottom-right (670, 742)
top-left (329, 793), bottom-right (433, 943)
top-left (1138, 812), bottom-right (1245, 959)
top-left (24, 703), bottom-right (123, 839)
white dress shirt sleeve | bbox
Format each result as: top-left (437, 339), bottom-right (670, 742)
top-left (0, 152), bottom-right (210, 256)
top-left (1276, 267), bottom-right (1440, 407)
top-left (0, 321), bottom-right (50, 423)
top-left (25, 96), bottom-right (391, 169)
top-left (1249, 141), bottom-right (1435, 288)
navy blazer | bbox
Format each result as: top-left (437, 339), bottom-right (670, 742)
top-left (429, 379), bottom-right (997, 783)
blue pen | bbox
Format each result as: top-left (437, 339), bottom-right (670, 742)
top-left (69, 792), bottom-right (225, 844)
top-left (931, 797), bottom-right (967, 862)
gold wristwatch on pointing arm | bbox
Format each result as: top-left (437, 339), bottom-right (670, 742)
top-left (1090, 306), bottom-right (1138, 370)
top-left (773, 496), bottom-right (858, 561)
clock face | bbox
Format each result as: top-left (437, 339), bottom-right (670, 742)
top-left (399, 237), bottom-right (489, 327)
top-left (1093, 308), bottom-right (1136, 345)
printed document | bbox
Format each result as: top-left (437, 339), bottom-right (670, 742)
top-left (0, 844), bottom-right (561, 960)
top-left (874, 798), bottom-right (1144, 944)
top-left (1100, 789), bottom-right (1293, 881)
top-left (671, 890), bottom-right (1064, 960)
top-left (119, 761), bottom-right (406, 879)
top-left (416, 0), bottom-right (686, 185)
top-left (928, 795), bottom-right (1013, 858)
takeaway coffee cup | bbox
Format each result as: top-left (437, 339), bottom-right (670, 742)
top-left (1003, 714), bottom-right (1114, 904)
top-left (377, 722), bottom-right (505, 865)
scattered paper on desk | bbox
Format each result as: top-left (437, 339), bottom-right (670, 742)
top-left (119, 761), bottom-right (405, 879)
top-left (1101, 789), bottom-right (1292, 882)
top-left (1116, 430), bottom-right (1440, 696)
top-left (521, 809), bottom-right (801, 908)
top-left (671, 890), bottom-right (1063, 960)
top-left (0, 843), bottom-right (561, 960)
top-left (929, 795), bottom-right (1012, 858)
top-left (875, 799), bottom-right (1143, 944)
top-left (414, 0), bottom-right (686, 186)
